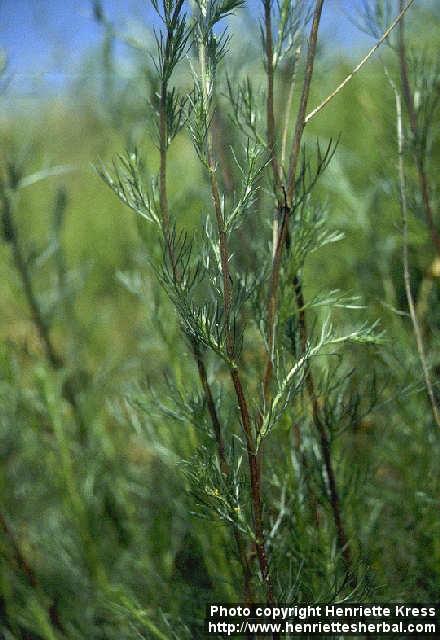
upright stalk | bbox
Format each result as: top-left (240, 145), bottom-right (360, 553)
top-left (263, 0), bottom-right (280, 194)
top-left (281, 48), bottom-right (301, 169)
top-left (199, 32), bottom-right (274, 603)
top-left (158, 0), bottom-right (184, 272)
top-left (393, 89), bottom-right (440, 429)
top-left (157, 4), bottom-right (253, 603)
top-left (263, 0), bottom-right (324, 406)
top-left (293, 278), bottom-right (353, 576)
top-left (263, 0), bottom-right (282, 262)
top-left (398, 0), bottom-right (440, 256)
top-left (261, 0), bottom-right (353, 578)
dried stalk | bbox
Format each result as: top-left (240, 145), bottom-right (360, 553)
top-left (393, 89), bottom-right (440, 428)
top-left (398, 0), bottom-right (440, 256)
top-left (263, 0), bottom-right (282, 199)
top-left (281, 48), bottom-right (301, 169)
top-left (263, 0), bottom-right (282, 262)
top-left (304, 0), bottom-right (416, 126)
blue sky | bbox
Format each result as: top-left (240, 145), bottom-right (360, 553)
top-left (0, 0), bottom-right (377, 96)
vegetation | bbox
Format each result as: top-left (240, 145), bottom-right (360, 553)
top-left (1, 0), bottom-right (439, 637)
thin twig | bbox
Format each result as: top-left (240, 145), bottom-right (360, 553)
top-left (263, 0), bottom-right (282, 260)
top-left (293, 277), bottom-right (354, 578)
top-left (398, 0), bottom-right (440, 255)
top-left (393, 88), bottom-right (440, 428)
top-left (199, 35), bottom-right (275, 604)
top-left (263, 0), bottom-right (282, 195)
top-left (260, 0), bottom-right (352, 579)
top-left (281, 47), bottom-right (301, 169)
top-left (262, 0), bottom-right (324, 405)
top-left (304, 0), bottom-right (416, 126)
top-left (286, 0), bottom-right (324, 203)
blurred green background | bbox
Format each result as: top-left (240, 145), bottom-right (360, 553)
top-left (1, 1), bottom-right (440, 638)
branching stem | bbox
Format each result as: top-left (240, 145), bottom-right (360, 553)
top-left (263, 0), bottom-right (324, 404)
top-left (260, 0), bottom-right (353, 580)
top-left (293, 277), bottom-right (354, 578)
top-left (157, 3), bottom-right (253, 603)
top-left (286, 0), bottom-right (324, 204)
top-left (199, 31), bottom-right (274, 603)
top-left (209, 113), bottom-right (274, 604)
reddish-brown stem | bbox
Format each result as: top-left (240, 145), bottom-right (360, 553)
top-left (0, 512), bottom-right (38, 589)
top-left (286, 0), bottom-right (324, 205)
top-left (157, 11), bottom-right (253, 604)
top-left (195, 342), bottom-right (254, 604)
top-left (0, 512), bottom-right (64, 633)
top-left (213, 107), bottom-right (235, 194)
top-left (231, 368), bottom-right (274, 603)
top-left (202, 58), bottom-right (274, 596)
top-left (263, 0), bottom-right (281, 199)
top-left (293, 277), bottom-right (353, 579)
top-left (398, 2), bottom-right (440, 256)
top-left (194, 341), bottom-right (227, 472)
top-left (207, 156), bottom-right (274, 601)
top-left (262, 0), bottom-right (324, 404)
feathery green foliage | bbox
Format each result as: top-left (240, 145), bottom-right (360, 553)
top-left (1, 1), bottom-right (440, 637)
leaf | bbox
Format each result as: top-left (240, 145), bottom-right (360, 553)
top-left (18, 165), bottom-right (75, 189)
